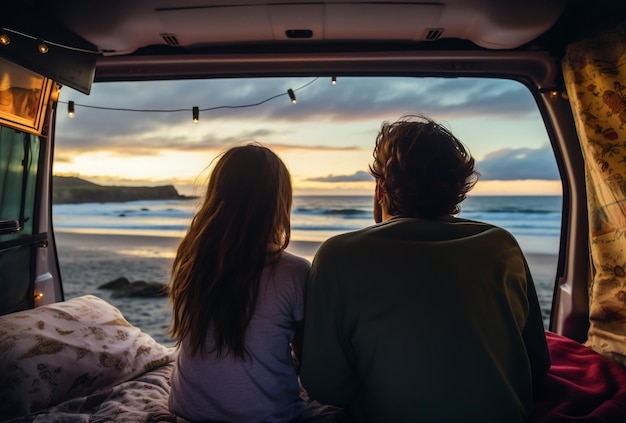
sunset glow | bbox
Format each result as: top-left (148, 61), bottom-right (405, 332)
top-left (54, 76), bottom-right (561, 197)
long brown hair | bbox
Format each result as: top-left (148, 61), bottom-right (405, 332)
top-left (168, 144), bottom-right (292, 359)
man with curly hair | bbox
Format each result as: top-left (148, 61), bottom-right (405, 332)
top-left (300, 115), bottom-right (551, 423)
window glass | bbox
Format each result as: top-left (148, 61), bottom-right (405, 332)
top-left (0, 126), bottom-right (39, 237)
top-left (0, 124), bottom-right (41, 314)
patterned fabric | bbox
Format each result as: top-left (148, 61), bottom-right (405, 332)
top-left (562, 22), bottom-right (626, 366)
top-left (0, 295), bottom-right (177, 419)
top-left (3, 363), bottom-right (192, 423)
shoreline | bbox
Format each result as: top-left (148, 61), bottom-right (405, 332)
top-left (54, 229), bottom-right (558, 345)
top-left (53, 229), bottom-right (559, 270)
top-left (53, 230), bottom-right (324, 262)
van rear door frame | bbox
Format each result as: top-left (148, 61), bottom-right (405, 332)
top-left (91, 48), bottom-right (589, 339)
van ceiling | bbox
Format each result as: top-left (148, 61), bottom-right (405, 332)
top-left (16, 0), bottom-right (567, 55)
top-left (3, 0), bottom-right (624, 93)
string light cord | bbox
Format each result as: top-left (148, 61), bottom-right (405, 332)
top-left (59, 77), bottom-right (320, 113)
top-left (1, 27), bottom-right (99, 54)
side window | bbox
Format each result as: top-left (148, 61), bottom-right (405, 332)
top-left (0, 126), bottom-right (41, 314)
top-left (0, 128), bottom-right (39, 236)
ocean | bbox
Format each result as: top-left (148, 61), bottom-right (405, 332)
top-left (53, 195), bottom-right (561, 340)
top-left (52, 195), bottom-right (562, 256)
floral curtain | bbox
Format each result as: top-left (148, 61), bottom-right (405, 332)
top-left (562, 22), bottom-right (626, 366)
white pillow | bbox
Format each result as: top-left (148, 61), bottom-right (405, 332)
top-left (0, 294), bottom-right (177, 419)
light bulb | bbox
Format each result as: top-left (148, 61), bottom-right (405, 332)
top-left (37, 39), bottom-right (49, 53)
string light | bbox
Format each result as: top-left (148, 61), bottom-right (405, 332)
top-left (287, 89), bottom-right (297, 104)
top-left (331, 76), bottom-right (337, 85)
top-left (37, 39), bottom-right (49, 54)
top-left (539, 87), bottom-right (564, 99)
top-left (61, 78), bottom-right (320, 123)
top-left (68, 101), bottom-right (75, 118)
top-left (0, 27), bottom-right (99, 54)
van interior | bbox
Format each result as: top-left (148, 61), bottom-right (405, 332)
top-left (1, 0), bottom-right (626, 421)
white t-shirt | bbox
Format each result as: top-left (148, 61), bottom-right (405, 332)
top-left (169, 252), bottom-right (310, 422)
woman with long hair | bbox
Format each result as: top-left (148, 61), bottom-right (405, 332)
top-left (168, 143), bottom-right (311, 422)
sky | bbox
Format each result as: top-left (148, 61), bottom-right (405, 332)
top-left (54, 76), bottom-right (562, 197)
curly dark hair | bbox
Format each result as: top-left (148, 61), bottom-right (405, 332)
top-left (369, 115), bottom-right (479, 218)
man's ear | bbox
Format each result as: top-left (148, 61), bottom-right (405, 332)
top-left (373, 180), bottom-right (383, 223)
top-left (375, 180), bottom-right (384, 201)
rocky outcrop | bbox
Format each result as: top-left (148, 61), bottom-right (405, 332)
top-left (53, 176), bottom-right (185, 204)
top-left (99, 277), bottom-right (168, 298)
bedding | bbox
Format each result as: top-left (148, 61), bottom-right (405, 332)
top-left (3, 362), bottom-right (190, 423)
top-left (529, 331), bottom-right (626, 422)
top-left (0, 295), bottom-right (177, 420)
top-left (3, 298), bottom-right (626, 422)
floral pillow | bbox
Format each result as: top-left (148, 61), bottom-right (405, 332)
top-left (0, 294), bottom-right (177, 419)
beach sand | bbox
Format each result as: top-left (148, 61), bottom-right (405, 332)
top-left (55, 230), bottom-right (559, 347)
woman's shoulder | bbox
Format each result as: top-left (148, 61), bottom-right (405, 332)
top-left (268, 252), bottom-right (310, 292)
top-left (279, 251), bottom-right (312, 271)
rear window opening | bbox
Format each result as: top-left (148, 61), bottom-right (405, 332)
top-left (52, 76), bottom-right (562, 345)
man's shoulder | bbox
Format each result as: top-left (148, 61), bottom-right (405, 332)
top-left (317, 217), bottom-right (518, 250)
top-left (314, 224), bottom-right (387, 260)
top-left (320, 224), bottom-right (378, 246)
top-left (455, 217), bottom-right (518, 239)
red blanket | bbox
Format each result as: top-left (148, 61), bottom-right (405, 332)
top-left (529, 331), bottom-right (626, 422)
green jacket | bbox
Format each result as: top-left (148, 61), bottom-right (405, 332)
top-left (300, 217), bottom-right (551, 423)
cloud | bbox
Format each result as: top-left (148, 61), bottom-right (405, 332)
top-left (306, 170), bottom-right (373, 183)
top-left (56, 76), bottom-right (539, 154)
top-left (255, 77), bottom-right (538, 122)
top-left (56, 131), bottom-right (364, 156)
top-left (303, 144), bottom-right (560, 184)
top-left (55, 76), bottom-right (556, 188)
top-left (477, 144), bottom-right (560, 180)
